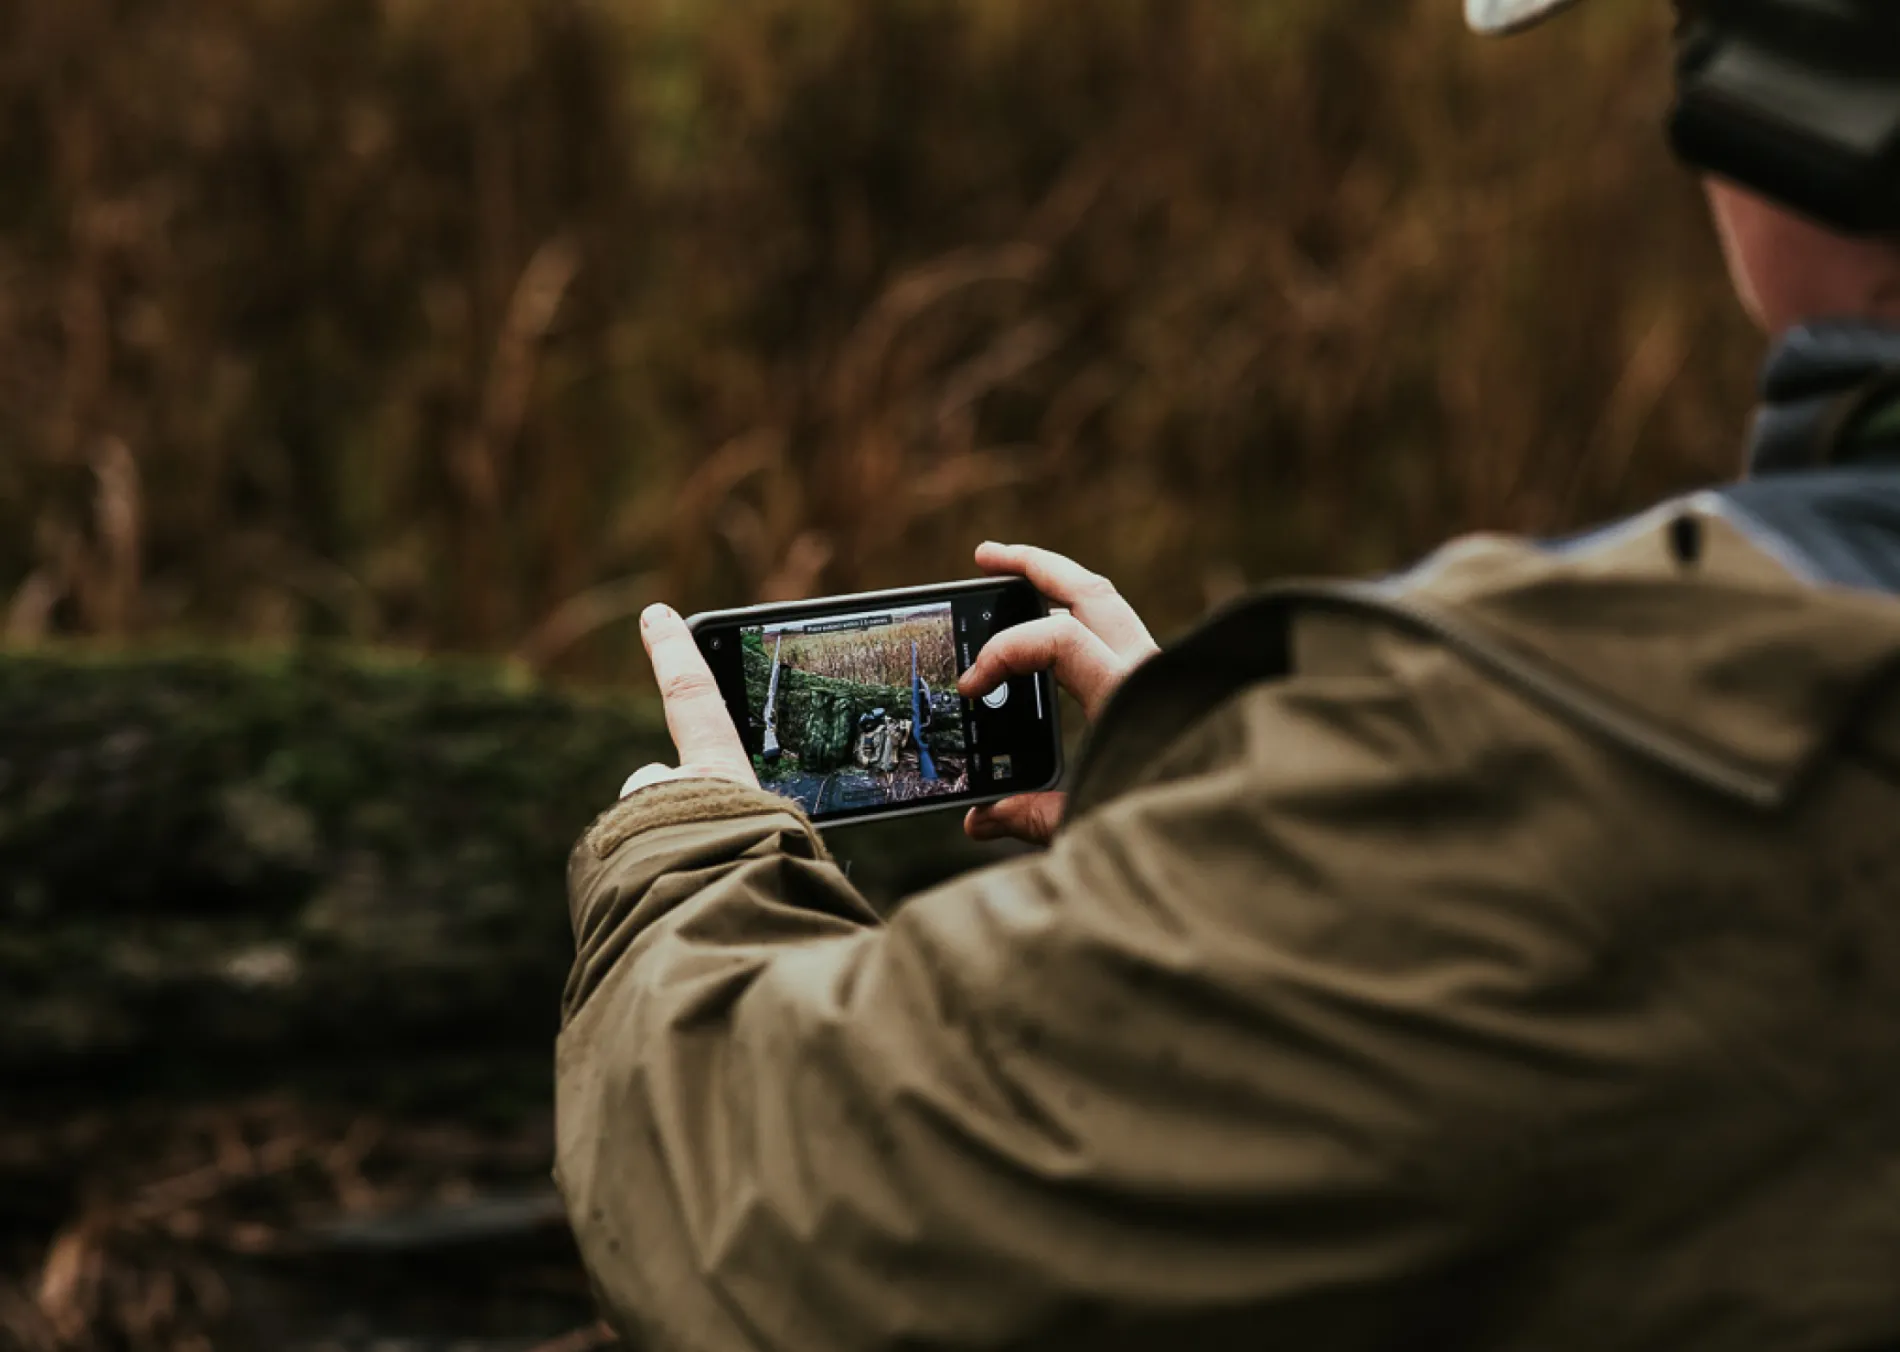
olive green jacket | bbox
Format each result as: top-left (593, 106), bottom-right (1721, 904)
top-left (556, 506), bottom-right (1900, 1351)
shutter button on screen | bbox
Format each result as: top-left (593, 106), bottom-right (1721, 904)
top-left (981, 684), bottom-right (1010, 710)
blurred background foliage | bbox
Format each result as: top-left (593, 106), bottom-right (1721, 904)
top-left (0, 0), bottom-right (1761, 683)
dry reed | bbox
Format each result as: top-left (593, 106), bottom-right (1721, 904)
top-left (0, 0), bottom-right (1759, 680)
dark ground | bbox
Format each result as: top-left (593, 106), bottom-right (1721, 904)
top-left (2, 1098), bottom-right (606, 1352)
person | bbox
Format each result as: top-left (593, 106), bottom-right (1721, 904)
top-left (556, 3), bottom-right (1900, 1348)
top-left (854, 707), bottom-right (908, 775)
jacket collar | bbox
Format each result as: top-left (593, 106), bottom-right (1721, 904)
top-left (1748, 322), bottom-right (1900, 475)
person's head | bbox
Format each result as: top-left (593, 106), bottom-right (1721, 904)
top-left (1469, 0), bottom-right (1900, 336)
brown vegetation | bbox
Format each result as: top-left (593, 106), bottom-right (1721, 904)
top-left (772, 613), bottom-right (957, 689)
top-left (0, 0), bottom-right (1758, 683)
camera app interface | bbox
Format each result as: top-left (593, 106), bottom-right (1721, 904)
top-left (742, 602), bottom-right (970, 817)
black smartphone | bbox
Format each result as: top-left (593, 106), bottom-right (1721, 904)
top-left (689, 578), bottom-right (1063, 827)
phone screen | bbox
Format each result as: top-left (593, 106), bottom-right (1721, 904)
top-left (693, 579), bottom-right (1060, 825)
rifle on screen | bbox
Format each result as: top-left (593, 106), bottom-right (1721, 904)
top-left (911, 640), bottom-right (938, 782)
top-left (762, 633), bottom-right (784, 763)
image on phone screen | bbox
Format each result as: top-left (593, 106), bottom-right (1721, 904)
top-left (693, 579), bottom-right (1060, 826)
top-left (743, 601), bottom-right (964, 816)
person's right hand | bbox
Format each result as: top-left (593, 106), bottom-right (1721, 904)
top-left (957, 542), bottom-right (1159, 847)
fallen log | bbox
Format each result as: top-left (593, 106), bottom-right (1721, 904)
top-left (0, 647), bottom-right (1007, 1098)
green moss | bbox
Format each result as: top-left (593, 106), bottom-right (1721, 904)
top-left (0, 645), bottom-right (1008, 1099)
top-left (0, 646), bottom-right (665, 1087)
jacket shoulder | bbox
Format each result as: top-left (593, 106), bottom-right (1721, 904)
top-left (1075, 484), bottom-right (1900, 818)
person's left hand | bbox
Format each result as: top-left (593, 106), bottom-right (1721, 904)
top-left (619, 604), bottom-right (760, 798)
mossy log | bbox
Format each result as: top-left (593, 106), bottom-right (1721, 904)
top-left (0, 648), bottom-right (1004, 1100)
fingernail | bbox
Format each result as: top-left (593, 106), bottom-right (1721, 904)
top-left (641, 604), bottom-right (671, 629)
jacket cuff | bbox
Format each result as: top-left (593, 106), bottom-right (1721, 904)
top-left (583, 778), bottom-right (828, 861)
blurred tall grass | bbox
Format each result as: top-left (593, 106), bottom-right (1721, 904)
top-left (0, 0), bottom-right (1759, 680)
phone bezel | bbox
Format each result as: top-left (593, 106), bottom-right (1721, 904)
top-left (686, 578), bottom-right (1064, 830)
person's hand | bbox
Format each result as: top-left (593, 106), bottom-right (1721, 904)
top-left (957, 543), bottom-right (1158, 846)
top-left (619, 604), bottom-right (760, 798)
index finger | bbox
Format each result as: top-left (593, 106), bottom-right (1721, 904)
top-left (973, 542), bottom-right (1155, 658)
top-left (641, 605), bottom-right (752, 776)
top-left (958, 613), bottom-right (1123, 720)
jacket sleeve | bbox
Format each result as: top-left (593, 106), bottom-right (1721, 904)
top-left (554, 637), bottom-right (1631, 1352)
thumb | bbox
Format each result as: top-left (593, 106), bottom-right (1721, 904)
top-left (964, 793), bottom-right (1066, 847)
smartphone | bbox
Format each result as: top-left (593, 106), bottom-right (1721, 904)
top-left (689, 578), bottom-right (1063, 827)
